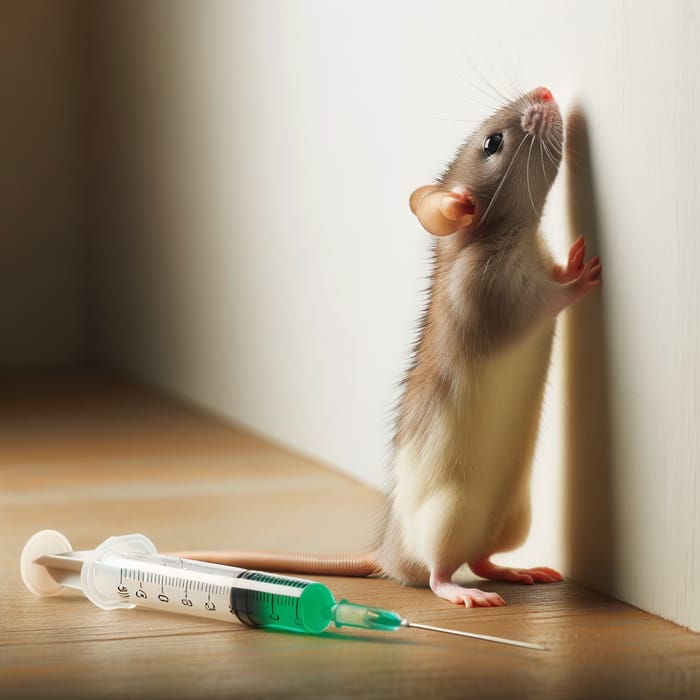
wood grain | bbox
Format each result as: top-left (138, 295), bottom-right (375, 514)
top-left (1, 370), bottom-right (699, 699)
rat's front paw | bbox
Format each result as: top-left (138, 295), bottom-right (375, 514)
top-left (554, 235), bottom-right (587, 283)
top-left (553, 235), bottom-right (602, 305)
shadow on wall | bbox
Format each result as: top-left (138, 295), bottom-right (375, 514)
top-left (563, 107), bottom-right (615, 594)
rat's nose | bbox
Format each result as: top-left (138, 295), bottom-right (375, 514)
top-left (535, 86), bottom-right (553, 102)
top-left (522, 87), bottom-right (562, 141)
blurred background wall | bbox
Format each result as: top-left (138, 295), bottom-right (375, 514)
top-left (1, 1), bottom-right (87, 369)
top-left (2, 0), bottom-right (698, 631)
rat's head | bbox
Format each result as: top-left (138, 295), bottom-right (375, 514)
top-left (443, 86), bottom-right (563, 232)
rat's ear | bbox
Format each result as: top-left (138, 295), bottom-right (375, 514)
top-left (409, 185), bottom-right (475, 237)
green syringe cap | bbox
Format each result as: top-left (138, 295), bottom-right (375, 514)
top-left (331, 600), bottom-right (403, 632)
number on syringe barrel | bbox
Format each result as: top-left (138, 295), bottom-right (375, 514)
top-left (117, 570), bottom-right (129, 599)
top-left (115, 567), bottom-right (233, 622)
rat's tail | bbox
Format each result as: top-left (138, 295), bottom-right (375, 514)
top-left (168, 549), bottom-right (382, 577)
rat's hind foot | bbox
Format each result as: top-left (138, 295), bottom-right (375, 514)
top-left (469, 557), bottom-right (563, 585)
top-left (430, 569), bottom-right (506, 607)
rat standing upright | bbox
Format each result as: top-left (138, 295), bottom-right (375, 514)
top-left (177, 86), bottom-right (602, 608)
top-left (376, 86), bottom-right (601, 606)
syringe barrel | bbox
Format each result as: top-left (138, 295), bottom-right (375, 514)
top-left (80, 534), bottom-right (335, 634)
top-left (228, 570), bottom-right (335, 633)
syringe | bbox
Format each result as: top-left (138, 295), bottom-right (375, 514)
top-left (20, 530), bottom-right (547, 650)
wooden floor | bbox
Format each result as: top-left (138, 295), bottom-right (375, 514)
top-left (1, 370), bottom-right (699, 700)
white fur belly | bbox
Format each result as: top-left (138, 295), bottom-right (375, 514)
top-left (393, 320), bottom-right (555, 569)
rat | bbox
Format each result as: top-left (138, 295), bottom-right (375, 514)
top-left (175, 86), bottom-right (602, 607)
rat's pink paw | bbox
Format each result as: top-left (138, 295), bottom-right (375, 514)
top-left (551, 236), bottom-right (602, 311)
top-left (577, 255), bottom-right (603, 291)
top-left (438, 583), bottom-right (506, 608)
top-left (554, 235), bottom-right (587, 283)
top-left (430, 571), bottom-right (505, 607)
top-left (470, 558), bottom-right (563, 586)
top-left (499, 566), bottom-right (563, 585)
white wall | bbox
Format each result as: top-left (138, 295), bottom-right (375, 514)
top-left (87, 1), bottom-right (700, 631)
top-left (0, 2), bottom-right (87, 369)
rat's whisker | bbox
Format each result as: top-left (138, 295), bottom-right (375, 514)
top-left (480, 132), bottom-right (531, 226)
top-left (540, 139), bottom-right (560, 170)
top-left (546, 135), bottom-right (563, 156)
top-left (539, 141), bottom-right (552, 188)
top-left (526, 135), bottom-right (538, 217)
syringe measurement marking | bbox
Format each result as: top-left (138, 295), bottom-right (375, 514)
top-left (131, 567), bottom-right (326, 630)
top-left (117, 569), bottom-right (228, 612)
top-left (119, 567), bottom-right (306, 624)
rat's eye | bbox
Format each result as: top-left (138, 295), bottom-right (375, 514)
top-left (483, 132), bottom-right (504, 156)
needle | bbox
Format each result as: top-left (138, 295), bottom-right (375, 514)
top-left (400, 620), bottom-right (549, 651)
